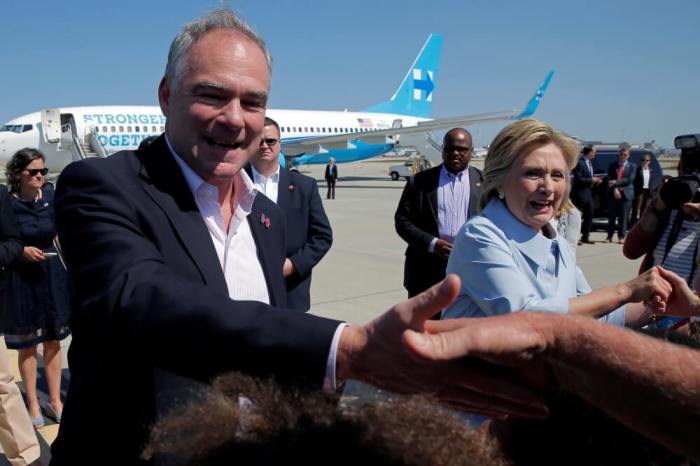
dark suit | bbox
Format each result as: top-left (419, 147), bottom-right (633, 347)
top-left (51, 136), bottom-right (340, 465)
top-left (247, 166), bottom-right (333, 311)
top-left (395, 164), bottom-right (483, 297)
top-left (631, 165), bottom-right (660, 225)
top-left (324, 164), bottom-right (338, 199)
top-left (571, 156), bottom-right (596, 241)
top-left (607, 161), bottom-right (637, 239)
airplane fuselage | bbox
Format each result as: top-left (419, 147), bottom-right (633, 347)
top-left (0, 105), bottom-right (427, 172)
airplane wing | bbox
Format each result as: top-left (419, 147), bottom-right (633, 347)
top-left (283, 71), bottom-right (554, 150)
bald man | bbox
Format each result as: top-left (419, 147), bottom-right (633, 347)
top-left (395, 128), bottom-right (483, 298)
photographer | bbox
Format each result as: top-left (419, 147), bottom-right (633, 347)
top-left (623, 134), bottom-right (700, 330)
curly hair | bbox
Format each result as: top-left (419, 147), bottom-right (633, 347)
top-left (143, 373), bottom-right (508, 466)
top-left (5, 147), bottom-right (45, 194)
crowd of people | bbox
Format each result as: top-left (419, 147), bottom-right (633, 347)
top-left (0, 7), bottom-right (698, 466)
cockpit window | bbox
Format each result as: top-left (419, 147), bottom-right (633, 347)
top-left (0, 124), bottom-right (33, 133)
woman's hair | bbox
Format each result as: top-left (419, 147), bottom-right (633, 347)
top-left (5, 147), bottom-right (45, 194)
top-left (556, 198), bottom-right (576, 218)
top-left (143, 373), bottom-right (508, 466)
top-left (479, 119), bottom-right (580, 211)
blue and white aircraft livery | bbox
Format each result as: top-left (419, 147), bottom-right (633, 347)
top-left (0, 34), bottom-right (554, 172)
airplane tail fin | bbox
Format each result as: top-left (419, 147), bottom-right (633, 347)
top-left (513, 70), bottom-right (554, 119)
top-left (363, 34), bottom-right (443, 118)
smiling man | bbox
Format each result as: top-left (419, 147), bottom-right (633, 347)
top-left (51, 11), bottom-right (549, 465)
top-left (395, 128), bottom-right (483, 299)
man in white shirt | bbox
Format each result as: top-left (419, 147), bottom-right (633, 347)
top-left (51, 9), bottom-right (549, 464)
top-left (249, 117), bottom-right (332, 311)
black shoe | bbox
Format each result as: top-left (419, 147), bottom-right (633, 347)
top-left (606, 236), bottom-right (613, 243)
top-left (580, 239), bottom-right (594, 244)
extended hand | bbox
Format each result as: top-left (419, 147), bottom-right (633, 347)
top-left (337, 275), bottom-right (548, 418)
top-left (623, 266), bottom-right (672, 305)
top-left (656, 266), bottom-right (700, 317)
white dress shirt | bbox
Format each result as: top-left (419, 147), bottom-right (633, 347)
top-left (251, 165), bottom-right (280, 204)
top-left (167, 138), bottom-right (269, 304)
top-left (165, 137), bottom-right (344, 390)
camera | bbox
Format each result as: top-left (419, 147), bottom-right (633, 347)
top-left (659, 134), bottom-right (700, 209)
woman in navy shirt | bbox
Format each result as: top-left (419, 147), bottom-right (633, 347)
top-left (4, 148), bottom-right (70, 428)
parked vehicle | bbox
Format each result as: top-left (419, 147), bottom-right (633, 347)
top-left (588, 147), bottom-right (664, 219)
top-left (389, 160), bottom-right (416, 180)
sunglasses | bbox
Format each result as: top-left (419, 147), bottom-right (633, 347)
top-left (443, 145), bottom-right (473, 154)
top-left (260, 138), bottom-right (279, 147)
top-left (25, 168), bottom-right (48, 176)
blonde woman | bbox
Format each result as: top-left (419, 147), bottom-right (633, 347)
top-left (441, 119), bottom-right (670, 327)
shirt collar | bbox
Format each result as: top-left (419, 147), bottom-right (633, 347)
top-left (250, 164), bottom-right (280, 184)
top-left (165, 135), bottom-right (257, 212)
top-left (482, 199), bottom-right (565, 269)
top-left (440, 164), bottom-right (469, 179)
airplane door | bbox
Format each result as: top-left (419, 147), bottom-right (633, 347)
top-left (41, 109), bottom-right (61, 143)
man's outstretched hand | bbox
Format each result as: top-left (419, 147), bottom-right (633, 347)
top-left (337, 275), bottom-right (549, 418)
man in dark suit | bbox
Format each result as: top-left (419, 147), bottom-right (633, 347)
top-left (395, 128), bottom-right (483, 298)
top-left (571, 145), bottom-right (602, 244)
top-left (324, 158), bottom-right (338, 199)
top-left (249, 117), bottom-right (332, 311)
top-left (50, 10), bottom-right (550, 465)
top-left (606, 145), bottom-right (637, 243)
top-left (0, 184), bottom-right (41, 466)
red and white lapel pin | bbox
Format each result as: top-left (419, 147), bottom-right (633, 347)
top-left (260, 213), bottom-right (271, 229)
top-left (288, 184), bottom-right (295, 192)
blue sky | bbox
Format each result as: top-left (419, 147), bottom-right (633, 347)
top-left (1, 0), bottom-right (698, 148)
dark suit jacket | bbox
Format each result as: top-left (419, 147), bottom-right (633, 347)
top-left (51, 136), bottom-right (340, 465)
top-left (571, 156), bottom-right (596, 205)
top-left (633, 164), bottom-right (661, 195)
top-left (246, 166), bottom-right (333, 311)
top-left (0, 185), bottom-right (23, 322)
top-left (395, 164), bottom-right (483, 295)
top-left (324, 164), bottom-right (338, 181)
top-left (607, 161), bottom-right (637, 201)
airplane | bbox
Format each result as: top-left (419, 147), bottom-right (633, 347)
top-left (0, 34), bottom-right (554, 172)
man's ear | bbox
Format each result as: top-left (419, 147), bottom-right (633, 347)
top-left (158, 76), bottom-right (170, 116)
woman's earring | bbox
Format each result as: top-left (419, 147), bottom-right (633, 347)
top-left (498, 191), bottom-right (505, 199)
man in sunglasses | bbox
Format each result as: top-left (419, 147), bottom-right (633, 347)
top-left (395, 128), bottom-right (483, 299)
top-left (248, 117), bottom-right (332, 311)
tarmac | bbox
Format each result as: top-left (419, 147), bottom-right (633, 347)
top-left (3, 157), bottom-right (647, 464)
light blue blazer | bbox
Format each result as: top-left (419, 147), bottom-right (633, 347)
top-left (441, 199), bottom-right (625, 326)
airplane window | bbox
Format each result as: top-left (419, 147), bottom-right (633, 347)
top-left (160, 126), bottom-right (165, 131)
top-left (316, 127), bottom-right (320, 132)
top-left (152, 126), bottom-right (157, 132)
top-left (102, 126), bottom-right (107, 132)
top-left (127, 126), bottom-right (132, 132)
top-left (293, 127), bottom-right (297, 132)
top-left (111, 126), bottom-right (116, 132)
top-left (143, 126), bottom-right (147, 132)
top-left (119, 126), bottom-right (124, 132)
top-left (304, 127), bottom-right (308, 132)
top-left (22, 125), bottom-right (33, 132)
top-left (310, 128), bottom-right (314, 133)
top-left (135, 126), bottom-right (140, 133)
top-left (280, 127), bottom-right (285, 133)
